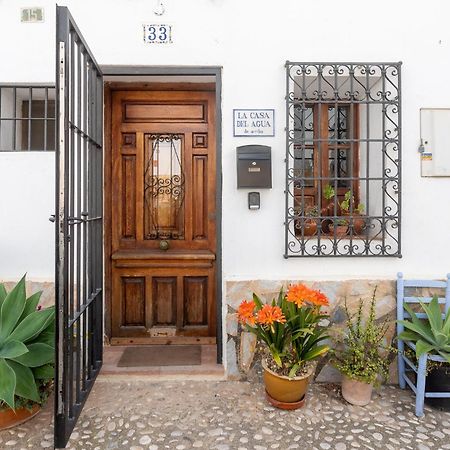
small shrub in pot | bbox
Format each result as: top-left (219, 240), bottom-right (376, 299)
top-left (332, 289), bottom-right (395, 406)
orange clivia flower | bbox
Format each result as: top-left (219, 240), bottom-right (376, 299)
top-left (286, 283), bottom-right (312, 307)
top-left (286, 283), bottom-right (329, 307)
top-left (257, 304), bottom-right (286, 326)
top-left (309, 290), bottom-right (329, 307)
top-left (237, 300), bottom-right (256, 325)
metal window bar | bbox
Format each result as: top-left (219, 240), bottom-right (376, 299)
top-left (0, 84), bottom-right (56, 151)
top-left (285, 62), bottom-right (401, 257)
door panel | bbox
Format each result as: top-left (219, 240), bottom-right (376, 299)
top-left (184, 276), bottom-right (208, 326)
top-left (121, 155), bottom-right (137, 239)
top-left (122, 277), bottom-right (146, 326)
top-left (152, 277), bottom-right (177, 326)
top-left (110, 90), bottom-right (216, 343)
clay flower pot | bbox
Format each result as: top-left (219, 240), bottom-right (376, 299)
top-left (341, 375), bottom-right (373, 406)
top-left (0, 404), bottom-right (41, 431)
top-left (352, 216), bottom-right (367, 235)
top-left (329, 224), bottom-right (348, 238)
top-left (303, 219), bottom-right (318, 237)
top-left (262, 359), bottom-right (315, 410)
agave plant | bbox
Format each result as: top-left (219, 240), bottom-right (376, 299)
top-left (0, 275), bottom-right (55, 410)
top-left (398, 296), bottom-right (450, 363)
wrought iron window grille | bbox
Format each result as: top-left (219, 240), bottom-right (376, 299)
top-left (144, 133), bottom-right (186, 240)
top-left (0, 84), bottom-right (56, 151)
top-left (285, 62), bottom-right (401, 257)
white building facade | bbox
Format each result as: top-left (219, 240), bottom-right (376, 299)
top-left (1, 0), bottom-right (450, 381)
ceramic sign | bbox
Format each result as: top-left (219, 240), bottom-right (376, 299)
top-left (143, 24), bottom-right (172, 44)
top-left (233, 109), bottom-right (275, 137)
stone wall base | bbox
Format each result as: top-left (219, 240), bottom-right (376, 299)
top-left (225, 279), bottom-right (399, 383)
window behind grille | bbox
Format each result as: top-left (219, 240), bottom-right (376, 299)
top-left (0, 85), bottom-right (56, 151)
top-left (285, 62), bottom-right (401, 257)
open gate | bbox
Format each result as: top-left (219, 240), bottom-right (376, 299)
top-left (54, 6), bottom-right (103, 448)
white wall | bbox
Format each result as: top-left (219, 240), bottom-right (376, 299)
top-left (1, 0), bottom-right (450, 282)
top-left (0, 152), bottom-right (55, 279)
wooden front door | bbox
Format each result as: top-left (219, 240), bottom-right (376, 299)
top-left (110, 89), bottom-right (216, 344)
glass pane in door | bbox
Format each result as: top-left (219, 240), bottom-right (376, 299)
top-left (144, 134), bottom-right (185, 240)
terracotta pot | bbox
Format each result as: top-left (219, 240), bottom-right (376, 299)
top-left (329, 224), bottom-right (348, 238)
top-left (352, 216), bottom-right (366, 235)
top-left (341, 375), bottom-right (373, 406)
top-left (262, 359), bottom-right (314, 409)
top-left (0, 404), bottom-right (41, 431)
top-left (303, 220), bottom-right (318, 237)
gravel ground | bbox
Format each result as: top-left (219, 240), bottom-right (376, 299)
top-left (0, 379), bottom-right (449, 450)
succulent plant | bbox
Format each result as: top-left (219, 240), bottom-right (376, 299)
top-left (0, 276), bottom-right (55, 410)
top-left (398, 296), bottom-right (450, 363)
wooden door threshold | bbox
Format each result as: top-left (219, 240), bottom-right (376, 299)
top-left (100, 344), bottom-right (224, 380)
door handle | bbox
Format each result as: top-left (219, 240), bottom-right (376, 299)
top-left (49, 214), bottom-right (56, 223)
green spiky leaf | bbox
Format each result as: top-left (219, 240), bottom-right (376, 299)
top-left (0, 340), bottom-right (28, 359)
top-left (7, 306), bottom-right (55, 344)
top-left (6, 360), bottom-right (40, 403)
top-left (415, 339), bottom-right (437, 358)
top-left (33, 364), bottom-right (54, 380)
top-left (19, 291), bottom-right (42, 322)
top-left (0, 276), bottom-right (27, 341)
top-left (11, 343), bottom-right (54, 368)
top-left (0, 358), bottom-right (16, 409)
top-left (0, 284), bottom-right (7, 310)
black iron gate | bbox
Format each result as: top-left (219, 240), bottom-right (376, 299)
top-left (54, 6), bottom-right (103, 448)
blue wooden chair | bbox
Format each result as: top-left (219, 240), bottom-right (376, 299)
top-left (396, 272), bottom-right (450, 417)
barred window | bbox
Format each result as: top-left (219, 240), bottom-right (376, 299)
top-left (285, 62), bottom-right (401, 257)
top-left (0, 85), bottom-right (56, 151)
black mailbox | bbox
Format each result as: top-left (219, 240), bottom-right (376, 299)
top-left (236, 145), bottom-right (272, 188)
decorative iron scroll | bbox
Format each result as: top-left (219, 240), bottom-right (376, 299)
top-left (144, 133), bottom-right (185, 240)
top-left (285, 62), bottom-right (401, 257)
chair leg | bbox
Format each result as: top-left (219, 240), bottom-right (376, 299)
top-left (398, 354), bottom-right (406, 389)
top-left (415, 354), bottom-right (427, 417)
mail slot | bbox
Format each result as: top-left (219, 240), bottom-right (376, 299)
top-left (236, 145), bottom-right (272, 188)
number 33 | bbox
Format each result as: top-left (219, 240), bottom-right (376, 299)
top-left (147, 25), bottom-right (168, 42)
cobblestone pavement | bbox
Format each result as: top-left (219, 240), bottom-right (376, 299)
top-left (1, 379), bottom-right (449, 450)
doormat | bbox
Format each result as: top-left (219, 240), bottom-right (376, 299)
top-left (117, 345), bottom-right (202, 367)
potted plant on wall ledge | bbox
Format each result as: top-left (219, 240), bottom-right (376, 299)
top-left (237, 284), bottom-right (330, 409)
top-left (0, 276), bottom-right (55, 430)
top-left (329, 218), bottom-right (349, 238)
top-left (332, 289), bottom-right (395, 406)
top-left (340, 190), bottom-right (366, 235)
top-left (303, 206), bottom-right (319, 237)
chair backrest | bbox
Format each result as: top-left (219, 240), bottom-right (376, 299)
top-left (397, 272), bottom-right (450, 327)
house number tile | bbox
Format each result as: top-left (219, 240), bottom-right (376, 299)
top-left (143, 24), bottom-right (172, 44)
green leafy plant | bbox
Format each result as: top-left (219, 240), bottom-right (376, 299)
top-left (334, 218), bottom-right (349, 226)
top-left (238, 284), bottom-right (330, 378)
top-left (304, 205), bottom-right (319, 218)
top-left (398, 296), bottom-right (450, 363)
top-left (323, 184), bottom-right (335, 201)
top-left (0, 276), bottom-right (55, 410)
top-left (340, 190), bottom-right (364, 215)
top-left (332, 289), bottom-right (395, 384)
